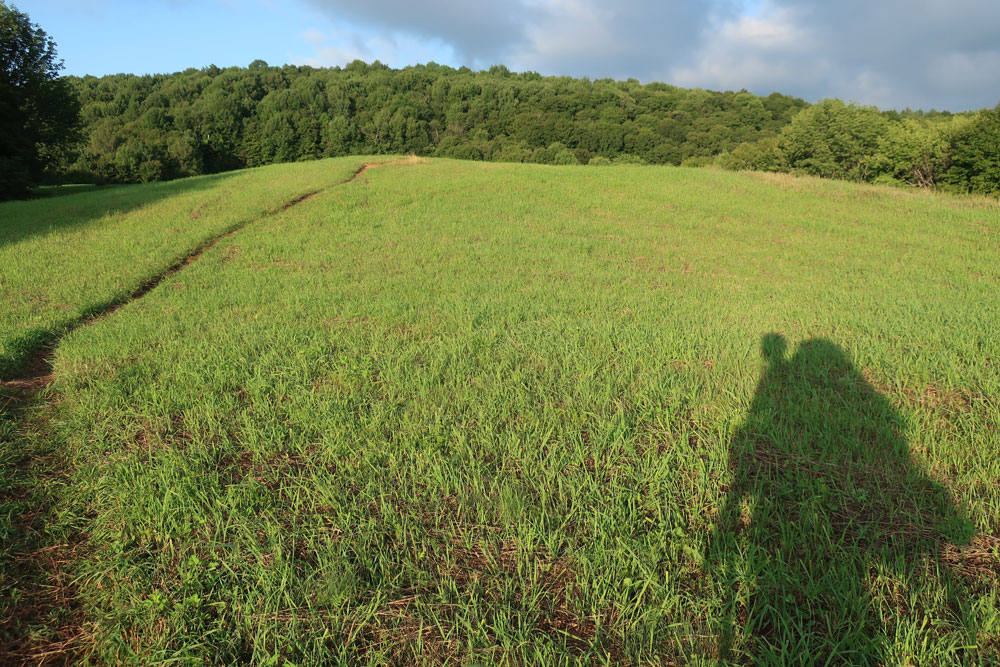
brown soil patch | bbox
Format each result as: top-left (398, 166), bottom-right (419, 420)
top-left (0, 375), bottom-right (53, 393)
top-left (0, 538), bottom-right (88, 666)
top-left (189, 189), bottom-right (234, 220)
top-left (329, 491), bottom-right (622, 663)
top-left (352, 538), bottom-right (620, 664)
top-left (861, 369), bottom-right (980, 416)
top-left (0, 389), bottom-right (88, 665)
top-left (943, 533), bottom-right (1000, 582)
top-left (348, 155), bottom-right (425, 184)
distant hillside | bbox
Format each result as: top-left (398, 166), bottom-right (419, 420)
top-left (52, 60), bottom-right (998, 197)
top-left (57, 60), bottom-right (807, 182)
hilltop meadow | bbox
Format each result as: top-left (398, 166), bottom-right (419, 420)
top-left (5, 2), bottom-right (1000, 664)
top-left (2, 157), bottom-right (999, 664)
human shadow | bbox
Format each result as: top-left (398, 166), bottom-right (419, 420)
top-left (707, 335), bottom-right (975, 664)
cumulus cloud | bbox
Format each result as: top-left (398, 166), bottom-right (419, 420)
top-left (300, 0), bottom-right (1000, 110)
top-left (671, 7), bottom-right (814, 92)
top-left (301, 0), bottom-right (736, 73)
top-left (296, 27), bottom-right (376, 67)
top-left (300, 0), bottom-right (532, 64)
top-left (674, 0), bottom-right (1000, 110)
top-left (294, 26), bottom-right (455, 69)
top-left (507, 0), bottom-right (738, 80)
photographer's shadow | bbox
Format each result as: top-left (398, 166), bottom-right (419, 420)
top-left (708, 334), bottom-right (975, 664)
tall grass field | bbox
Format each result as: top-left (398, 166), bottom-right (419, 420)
top-left (2, 157), bottom-right (999, 665)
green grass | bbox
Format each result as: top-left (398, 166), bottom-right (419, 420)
top-left (2, 158), bottom-right (1000, 664)
top-left (0, 157), bottom-right (370, 378)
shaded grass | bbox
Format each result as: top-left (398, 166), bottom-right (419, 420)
top-left (4, 159), bottom-right (1000, 663)
top-left (0, 384), bottom-right (86, 665)
top-left (30, 184), bottom-right (103, 200)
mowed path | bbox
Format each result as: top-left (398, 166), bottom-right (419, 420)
top-left (1, 158), bottom-right (999, 665)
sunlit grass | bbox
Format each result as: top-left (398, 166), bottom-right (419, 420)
top-left (0, 157), bottom-right (370, 378)
top-left (2, 159), bottom-right (999, 664)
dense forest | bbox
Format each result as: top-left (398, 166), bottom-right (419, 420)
top-left (45, 60), bottom-right (1000, 197)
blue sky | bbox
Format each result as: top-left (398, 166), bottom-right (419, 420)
top-left (21, 0), bottom-right (1000, 111)
top-left (24, 0), bottom-right (439, 76)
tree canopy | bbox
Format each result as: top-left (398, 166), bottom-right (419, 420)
top-left (943, 104), bottom-right (1000, 196)
top-left (0, 1), bottom-right (79, 199)
top-left (21, 56), bottom-right (998, 199)
top-left (49, 61), bottom-right (807, 185)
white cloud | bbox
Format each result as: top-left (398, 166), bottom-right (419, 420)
top-left (295, 27), bottom-right (377, 67)
top-left (724, 12), bottom-right (802, 50)
top-left (669, 0), bottom-right (1000, 109)
top-left (298, 0), bottom-right (1000, 110)
top-left (511, 0), bottom-right (628, 71)
top-left (293, 26), bottom-right (456, 69)
top-left (672, 6), bottom-right (813, 92)
top-left (300, 0), bottom-right (530, 64)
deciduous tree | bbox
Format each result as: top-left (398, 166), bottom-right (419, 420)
top-left (944, 105), bottom-right (1000, 196)
top-left (0, 1), bottom-right (79, 198)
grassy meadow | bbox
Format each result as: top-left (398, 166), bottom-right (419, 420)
top-left (2, 157), bottom-right (999, 665)
top-left (0, 158), bottom-right (371, 378)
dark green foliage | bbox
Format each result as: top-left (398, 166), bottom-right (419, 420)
top-left (865, 116), bottom-right (973, 188)
top-left (613, 153), bottom-right (645, 165)
top-left (714, 100), bottom-right (1000, 195)
top-left (779, 99), bottom-right (889, 180)
top-left (752, 100), bottom-right (998, 195)
top-left (551, 148), bottom-right (578, 165)
top-left (944, 105), bottom-right (1000, 196)
top-left (51, 61), bottom-right (808, 184)
top-left (0, 1), bottom-right (80, 199)
top-left (680, 155), bottom-right (715, 168)
top-left (35, 57), bottom-right (1000, 197)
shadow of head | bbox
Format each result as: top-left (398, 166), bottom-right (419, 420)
top-left (760, 332), bottom-right (787, 363)
top-left (761, 335), bottom-right (864, 397)
top-left (762, 334), bottom-right (854, 373)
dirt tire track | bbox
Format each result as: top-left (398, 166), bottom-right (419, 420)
top-left (0, 157), bottom-right (413, 665)
top-left (0, 159), bottom-right (407, 391)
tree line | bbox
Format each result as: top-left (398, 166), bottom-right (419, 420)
top-left (50, 60), bottom-right (806, 185)
top-left (46, 60), bottom-right (998, 198)
top-left (1, 1), bottom-right (79, 199)
top-left (3, 0), bottom-right (998, 201)
top-left (717, 98), bottom-right (1000, 195)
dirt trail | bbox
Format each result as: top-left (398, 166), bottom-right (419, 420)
top-left (0, 158), bottom-right (416, 393)
top-left (0, 157), bottom-right (417, 664)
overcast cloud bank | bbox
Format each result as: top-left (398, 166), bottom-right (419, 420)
top-left (301, 0), bottom-right (1000, 111)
